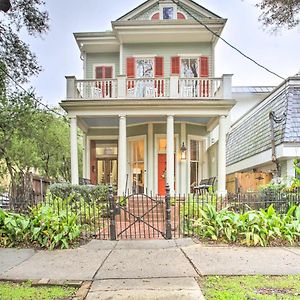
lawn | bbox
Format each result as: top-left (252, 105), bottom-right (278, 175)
top-left (0, 281), bottom-right (76, 300)
top-left (200, 275), bottom-right (300, 300)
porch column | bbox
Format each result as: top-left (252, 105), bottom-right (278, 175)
top-left (147, 123), bottom-right (154, 194)
top-left (180, 123), bottom-right (187, 195)
top-left (167, 115), bottom-right (175, 196)
top-left (70, 116), bottom-right (79, 185)
top-left (218, 116), bottom-right (227, 195)
top-left (82, 133), bottom-right (87, 178)
top-left (118, 115), bottom-right (127, 195)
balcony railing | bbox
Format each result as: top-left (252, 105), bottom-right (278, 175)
top-left (65, 74), bottom-right (232, 100)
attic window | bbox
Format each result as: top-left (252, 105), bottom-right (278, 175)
top-left (163, 7), bottom-right (174, 19)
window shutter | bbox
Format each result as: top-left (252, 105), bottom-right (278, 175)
top-left (95, 66), bottom-right (103, 79)
top-left (104, 66), bottom-right (113, 79)
top-left (177, 12), bottom-right (186, 19)
top-left (155, 57), bottom-right (164, 77)
top-left (171, 56), bottom-right (180, 75)
top-left (200, 56), bottom-right (209, 77)
top-left (151, 12), bottom-right (159, 20)
top-left (126, 57), bottom-right (135, 78)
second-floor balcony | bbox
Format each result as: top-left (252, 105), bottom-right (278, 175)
top-left (66, 74), bottom-right (233, 101)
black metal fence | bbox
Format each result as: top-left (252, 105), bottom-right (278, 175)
top-left (2, 188), bottom-right (300, 240)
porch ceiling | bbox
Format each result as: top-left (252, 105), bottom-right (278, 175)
top-left (79, 116), bottom-right (211, 128)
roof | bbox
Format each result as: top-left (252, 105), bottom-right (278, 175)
top-left (232, 86), bottom-right (275, 94)
top-left (227, 77), bottom-right (300, 166)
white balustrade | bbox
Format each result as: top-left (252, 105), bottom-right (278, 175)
top-left (76, 79), bottom-right (117, 99)
top-left (126, 78), bottom-right (169, 98)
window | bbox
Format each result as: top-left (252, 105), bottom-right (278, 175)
top-left (136, 58), bottom-right (154, 78)
top-left (190, 140), bottom-right (201, 191)
top-left (163, 7), bottom-right (174, 19)
top-left (181, 58), bottom-right (199, 78)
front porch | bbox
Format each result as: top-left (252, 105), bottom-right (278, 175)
top-left (63, 99), bottom-right (234, 196)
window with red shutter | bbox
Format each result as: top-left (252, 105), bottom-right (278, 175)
top-left (155, 57), bottom-right (164, 77)
top-left (126, 57), bottom-right (135, 78)
top-left (171, 56), bottom-right (180, 75)
top-left (200, 56), bottom-right (209, 77)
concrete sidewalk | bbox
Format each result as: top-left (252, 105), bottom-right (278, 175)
top-left (1, 239), bottom-right (300, 299)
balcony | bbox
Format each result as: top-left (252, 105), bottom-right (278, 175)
top-left (65, 74), bottom-right (232, 100)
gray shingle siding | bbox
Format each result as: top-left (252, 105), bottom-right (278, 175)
top-left (227, 90), bottom-right (288, 166)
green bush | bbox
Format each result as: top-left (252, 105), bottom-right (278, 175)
top-left (192, 204), bottom-right (300, 246)
top-left (48, 183), bottom-right (112, 203)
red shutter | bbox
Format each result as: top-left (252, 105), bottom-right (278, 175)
top-left (171, 56), bottom-right (180, 75)
top-left (95, 66), bottom-right (103, 79)
top-left (151, 12), bottom-right (159, 20)
top-left (126, 57), bottom-right (135, 78)
top-left (177, 12), bottom-right (186, 19)
top-left (200, 56), bottom-right (209, 77)
top-left (104, 66), bottom-right (113, 79)
top-left (155, 57), bottom-right (164, 77)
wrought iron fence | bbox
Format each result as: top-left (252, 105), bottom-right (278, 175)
top-left (2, 188), bottom-right (300, 241)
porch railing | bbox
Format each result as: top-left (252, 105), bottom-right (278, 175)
top-left (126, 78), bottom-right (169, 98)
top-left (76, 79), bottom-right (117, 99)
top-left (66, 74), bottom-right (232, 100)
top-left (178, 77), bottom-right (222, 98)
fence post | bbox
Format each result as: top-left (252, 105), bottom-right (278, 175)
top-left (108, 185), bottom-right (117, 240)
top-left (165, 184), bottom-right (172, 240)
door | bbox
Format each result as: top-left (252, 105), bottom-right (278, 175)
top-left (158, 154), bottom-right (166, 195)
top-left (97, 159), bottom-right (117, 186)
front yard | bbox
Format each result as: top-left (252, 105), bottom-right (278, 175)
top-left (200, 275), bottom-right (300, 300)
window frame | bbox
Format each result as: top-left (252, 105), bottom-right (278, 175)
top-left (159, 3), bottom-right (177, 20)
top-left (93, 63), bottom-right (115, 79)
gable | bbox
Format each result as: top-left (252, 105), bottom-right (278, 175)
top-left (117, 0), bottom-right (223, 22)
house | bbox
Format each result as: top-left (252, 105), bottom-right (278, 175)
top-left (226, 74), bottom-right (300, 182)
top-left (60, 0), bottom-right (237, 196)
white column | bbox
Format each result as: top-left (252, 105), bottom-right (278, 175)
top-left (218, 116), bottom-right (227, 195)
top-left (119, 43), bottom-right (124, 75)
top-left (147, 123), bottom-right (154, 194)
top-left (70, 116), bottom-right (79, 185)
top-left (180, 123), bottom-right (187, 195)
top-left (82, 133), bottom-right (87, 178)
top-left (118, 115), bottom-right (127, 195)
top-left (86, 137), bottom-right (91, 180)
top-left (167, 115), bottom-right (175, 196)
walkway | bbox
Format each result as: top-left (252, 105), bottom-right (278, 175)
top-left (1, 239), bottom-right (300, 299)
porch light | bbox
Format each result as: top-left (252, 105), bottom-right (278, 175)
top-left (0, 0), bottom-right (11, 12)
top-left (180, 142), bottom-right (187, 161)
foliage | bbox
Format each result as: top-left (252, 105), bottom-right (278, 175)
top-left (191, 204), bottom-right (300, 246)
top-left (256, 0), bottom-right (300, 31)
top-left (48, 183), bottom-right (112, 203)
top-left (29, 202), bottom-right (81, 250)
top-left (201, 275), bottom-right (300, 300)
top-left (0, 196), bottom-right (81, 250)
top-left (0, 281), bottom-right (76, 300)
top-left (0, 0), bottom-right (49, 83)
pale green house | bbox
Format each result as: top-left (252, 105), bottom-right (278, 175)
top-left (60, 0), bottom-right (235, 196)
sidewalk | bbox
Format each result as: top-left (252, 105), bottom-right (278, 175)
top-left (1, 239), bottom-right (300, 299)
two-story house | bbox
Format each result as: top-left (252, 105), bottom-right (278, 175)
top-left (60, 0), bottom-right (235, 196)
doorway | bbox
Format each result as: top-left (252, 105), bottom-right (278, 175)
top-left (97, 158), bottom-right (117, 186)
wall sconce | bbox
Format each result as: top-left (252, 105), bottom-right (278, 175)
top-left (180, 142), bottom-right (187, 161)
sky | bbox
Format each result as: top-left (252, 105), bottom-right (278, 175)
top-left (22, 0), bottom-right (300, 106)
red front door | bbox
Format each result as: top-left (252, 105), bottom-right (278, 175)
top-left (158, 154), bottom-right (166, 196)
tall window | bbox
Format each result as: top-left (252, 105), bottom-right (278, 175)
top-left (136, 58), bottom-right (154, 78)
top-left (130, 139), bottom-right (145, 194)
top-left (190, 140), bottom-right (200, 191)
top-left (181, 58), bottom-right (199, 78)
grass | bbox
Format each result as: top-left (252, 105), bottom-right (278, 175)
top-left (0, 281), bottom-right (76, 300)
top-left (200, 275), bottom-right (300, 300)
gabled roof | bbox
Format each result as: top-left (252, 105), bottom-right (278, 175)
top-left (116, 0), bottom-right (223, 21)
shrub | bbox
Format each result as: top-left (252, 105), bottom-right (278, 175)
top-left (192, 204), bottom-right (300, 246)
top-left (48, 183), bottom-right (112, 203)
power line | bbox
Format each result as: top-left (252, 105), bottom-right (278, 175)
top-left (0, 63), bottom-right (67, 119)
top-left (172, 0), bottom-right (285, 80)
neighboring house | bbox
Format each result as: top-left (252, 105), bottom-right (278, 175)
top-left (60, 0), bottom-right (236, 196)
top-left (227, 75), bottom-right (300, 181)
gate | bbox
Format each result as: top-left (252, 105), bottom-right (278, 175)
top-left (108, 185), bottom-right (172, 240)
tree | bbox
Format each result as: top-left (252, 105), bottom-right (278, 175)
top-left (256, 0), bottom-right (300, 30)
top-left (0, 0), bottom-right (49, 83)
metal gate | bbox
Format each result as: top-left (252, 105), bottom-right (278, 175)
top-left (108, 186), bottom-right (172, 240)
